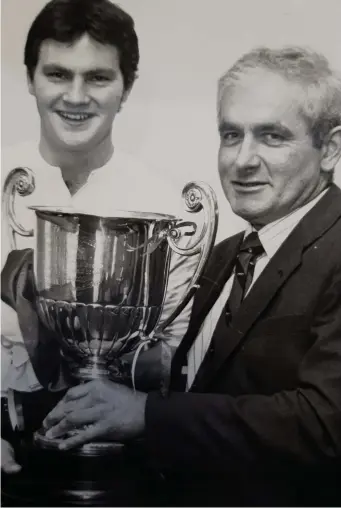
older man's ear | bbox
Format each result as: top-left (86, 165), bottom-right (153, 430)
top-left (320, 126), bottom-right (341, 173)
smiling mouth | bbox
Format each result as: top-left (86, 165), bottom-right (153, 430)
top-left (56, 111), bottom-right (95, 122)
top-left (233, 181), bottom-right (268, 191)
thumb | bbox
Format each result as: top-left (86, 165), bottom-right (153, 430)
top-left (1, 439), bottom-right (21, 474)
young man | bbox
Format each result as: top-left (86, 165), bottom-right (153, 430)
top-left (42, 46), bottom-right (341, 506)
top-left (1, 0), bottom-right (197, 476)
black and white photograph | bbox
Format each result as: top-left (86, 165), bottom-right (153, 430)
top-left (1, 0), bottom-right (341, 506)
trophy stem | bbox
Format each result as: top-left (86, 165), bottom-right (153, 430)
top-left (69, 357), bottom-right (109, 383)
top-left (66, 355), bottom-right (132, 385)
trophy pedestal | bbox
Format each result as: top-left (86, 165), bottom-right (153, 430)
top-left (2, 436), bottom-right (164, 507)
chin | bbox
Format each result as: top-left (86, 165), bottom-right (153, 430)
top-left (59, 138), bottom-right (93, 152)
top-left (231, 205), bottom-right (267, 225)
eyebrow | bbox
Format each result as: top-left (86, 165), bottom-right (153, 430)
top-left (253, 123), bottom-right (294, 137)
top-left (218, 121), bottom-right (240, 134)
top-left (42, 64), bottom-right (70, 73)
top-left (42, 64), bottom-right (116, 77)
top-left (218, 121), bottom-right (294, 137)
top-left (85, 68), bottom-right (116, 76)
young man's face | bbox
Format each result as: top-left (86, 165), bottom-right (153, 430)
top-left (218, 68), bottom-right (325, 228)
top-left (28, 33), bottom-right (126, 153)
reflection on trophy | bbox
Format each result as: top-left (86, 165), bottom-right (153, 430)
top-left (2, 166), bottom-right (218, 505)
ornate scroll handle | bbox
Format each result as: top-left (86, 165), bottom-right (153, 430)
top-left (2, 167), bottom-right (35, 250)
top-left (156, 181), bottom-right (218, 334)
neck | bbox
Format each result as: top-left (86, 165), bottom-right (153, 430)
top-left (39, 134), bottom-right (114, 195)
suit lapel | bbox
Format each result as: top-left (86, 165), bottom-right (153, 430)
top-left (170, 232), bottom-right (243, 386)
top-left (193, 233), bottom-right (244, 328)
top-left (194, 184), bottom-right (341, 390)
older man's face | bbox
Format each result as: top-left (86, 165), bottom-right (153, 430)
top-left (218, 68), bottom-right (324, 227)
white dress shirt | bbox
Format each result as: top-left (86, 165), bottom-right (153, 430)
top-left (1, 141), bottom-right (198, 393)
top-left (186, 188), bottom-right (329, 389)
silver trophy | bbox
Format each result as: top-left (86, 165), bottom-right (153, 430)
top-left (3, 167), bottom-right (218, 450)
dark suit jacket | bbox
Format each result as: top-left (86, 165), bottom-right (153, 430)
top-left (145, 184), bottom-right (341, 506)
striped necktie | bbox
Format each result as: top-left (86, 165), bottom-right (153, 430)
top-left (225, 231), bottom-right (265, 321)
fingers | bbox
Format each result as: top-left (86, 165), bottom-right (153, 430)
top-left (43, 384), bottom-right (95, 430)
top-left (43, 398), bottom-right (69, 430)
top-left (59, 423), bottom-right (102, 450)
top-left (44, 419), bottom-right (71, 440)
top-left (43, 398), bottom-right (91, 431)
top-left (64, 382), bottom-right (92, 401)
top-left (45, 408), bottom-right (99, 440)
top-left (2, 458), bottom-right (22, 474)
top-left (1, 440), bottom-right (21, 474)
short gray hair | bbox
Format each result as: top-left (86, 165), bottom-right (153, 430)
top-left (217, 46), bottom-right (341, 148)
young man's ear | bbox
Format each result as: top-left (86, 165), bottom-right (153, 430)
top-left (26, 70), bottom-right (35, 96)
top-left (320, 126), bottom-right (341, 172)
top-left (117, 87), bottom-right (132, 113)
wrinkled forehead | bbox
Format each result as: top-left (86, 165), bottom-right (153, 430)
top-left (219, 68), bottom-right (310, 130)
top-left (36, 34), bottom-right (120, 73)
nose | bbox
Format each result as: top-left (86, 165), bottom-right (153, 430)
top-left (63, 77), bottom-right (90, 106)
top-left (235, 134), bottom-right (260, 171)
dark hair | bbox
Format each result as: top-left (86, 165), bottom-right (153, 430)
top-left (24, 0), bottom-right (139, 92)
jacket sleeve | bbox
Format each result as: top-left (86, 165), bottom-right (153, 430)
top-left (145, 262), bottom-right (341, 472)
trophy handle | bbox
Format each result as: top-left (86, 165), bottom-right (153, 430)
top-left (2, 167), bottom-right (35, 250)
top-left (155, 181), bottom-right (218, 334)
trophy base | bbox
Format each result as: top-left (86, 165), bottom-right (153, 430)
top-left (33, 427), bottom-right (123, 456)
top-left (2, 434), bottom-right (164, 507)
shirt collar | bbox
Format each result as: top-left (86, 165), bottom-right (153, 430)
top-left (245, 187), bottom-right (329, 260)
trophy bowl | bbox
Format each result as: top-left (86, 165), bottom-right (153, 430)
top-left (32, 207), bottom-right (177, 382)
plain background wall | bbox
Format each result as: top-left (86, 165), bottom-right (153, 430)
top-left (2, 0), bottom-right (341, 241)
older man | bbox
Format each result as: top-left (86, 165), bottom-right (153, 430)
top-left (43, 46), bottom-right (341, 506)
top-left (1, 0), bottom-right (197, 479)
